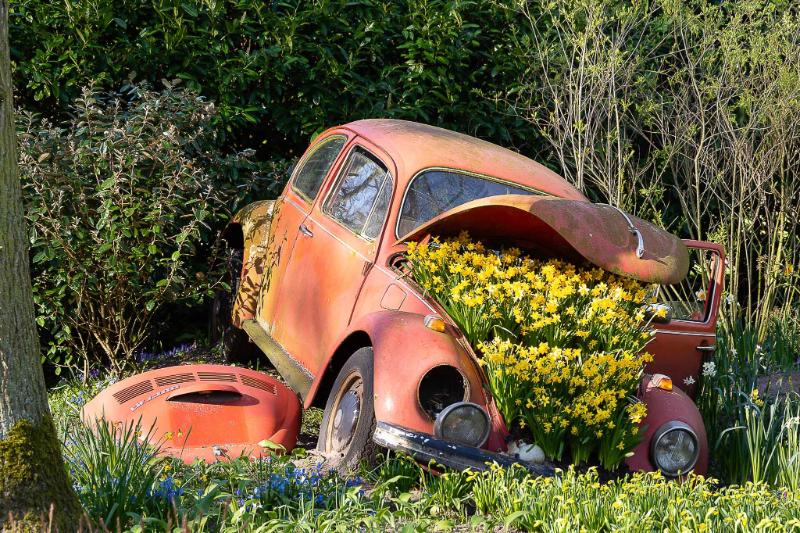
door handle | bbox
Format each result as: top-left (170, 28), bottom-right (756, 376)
top-left (697, 344), bottom-right (716, 352)
top-left (299, 223), bottom-right (313, 238)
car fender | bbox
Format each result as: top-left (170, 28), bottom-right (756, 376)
top-left (222, 200), bottom-right (275, 326)
top-left (627, 375), bottom-right (709, 475)
top-left (309, 310), bottom-right (509, 452)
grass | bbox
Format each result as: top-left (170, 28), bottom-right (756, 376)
top-left (47, 332), bottom-right (800, 531)
top-left (698, 312), bottom-right (800, 486)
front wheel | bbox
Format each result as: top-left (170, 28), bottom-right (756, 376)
top-left (317, 347), bottom-right (377, 472)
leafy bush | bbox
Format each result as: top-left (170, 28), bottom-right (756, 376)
top-left (8, 0), bottom-right (532, 154)
top-left (18, 84), bottom-right (271, 373)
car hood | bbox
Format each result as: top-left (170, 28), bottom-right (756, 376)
top-left (396, 195), bottom-right (689, 284)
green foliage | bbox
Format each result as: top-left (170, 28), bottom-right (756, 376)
top-left (64, 418), bottom-right (168, 527)
top-left (698, 318), bottom-right (800, 486)
top-left (8, 0), bottom-right (533, 155)
top-left (49, 366), bottom-right (800, 530)
top-left (17, 84), bottom-right (276, 372)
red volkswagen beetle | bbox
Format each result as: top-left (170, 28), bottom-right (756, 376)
top-left (214, 119), bottom-right (724, 475)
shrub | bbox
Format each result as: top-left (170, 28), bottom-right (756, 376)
top-left (18, 84), bottom-right (268, 373)
top-left (8, 0), bottom-right (532, 154)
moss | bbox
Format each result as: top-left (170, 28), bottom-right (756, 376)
top-left (0, 416), bottom-right (82, 532)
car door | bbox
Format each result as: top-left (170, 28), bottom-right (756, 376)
top-left (257, 133), bottom-right (350, 331)
top-left (270, 142), bottom-right (395, 375)
top-left (645, 240), bottom-right (725, 397)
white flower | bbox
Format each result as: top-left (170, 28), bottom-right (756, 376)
top-left (702, 361), bottom-right (717, 377)
top-left (726, 293), bottom-right (735, 305)
top-left (755, 344), bottom-right (762, 353)
top-left (695, 289), bottom-right (707, 301)
top-left (683, 376), bottom-right (696, 386)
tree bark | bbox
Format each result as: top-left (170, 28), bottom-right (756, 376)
top-left (0, 1), bottom-right (82, 529)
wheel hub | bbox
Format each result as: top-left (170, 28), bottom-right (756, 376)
top-left (331, 389), bottom-right (361, 451)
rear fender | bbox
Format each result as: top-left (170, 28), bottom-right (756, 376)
top-left (308, 310), bottom-right (508, 452)
top-left (223, 200), bottom-right (275, 326)
top-left (627, 375), bottom-right (709, 475)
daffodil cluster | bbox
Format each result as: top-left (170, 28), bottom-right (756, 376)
top-left (407, 232), bottom-right (656, 469)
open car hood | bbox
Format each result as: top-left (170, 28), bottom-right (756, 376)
top-left (396, 195), bottom-right (689, 284)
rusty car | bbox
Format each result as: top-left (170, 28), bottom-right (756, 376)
top-left (212, 119), bottom-right (725, 475)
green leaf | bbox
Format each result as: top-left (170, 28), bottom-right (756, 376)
top-left (181, 3), bottom-right (199, 17)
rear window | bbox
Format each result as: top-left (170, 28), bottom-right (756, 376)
top-left (397, 170), bottom-right (536, 237)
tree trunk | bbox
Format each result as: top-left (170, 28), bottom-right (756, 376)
top-left (0, 1), bottom-right (82, 530)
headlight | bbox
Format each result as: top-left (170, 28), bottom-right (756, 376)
top-left (433, 401), bottom-right (490, 448)
top-left (651, 421), bottom-right (699, 476)
top-left (418, 365), bottom-right (468, 419)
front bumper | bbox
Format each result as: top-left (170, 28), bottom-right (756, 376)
top-left (373, 421), bottom-right (555, 476)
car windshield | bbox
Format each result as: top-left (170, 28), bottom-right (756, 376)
top-left (396, 169), bottom-right (536, 237)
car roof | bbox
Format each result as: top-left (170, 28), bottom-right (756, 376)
top-left (336, 119), bottom-right (587, 200)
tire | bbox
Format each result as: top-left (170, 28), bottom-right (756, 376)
top-left (317, 347), bottom-right (378, 472)
top-left (209, 246), bottom-right (258, 362)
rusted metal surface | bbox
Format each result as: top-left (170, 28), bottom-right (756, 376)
top-left (310, 310), bottom-right (509, 453)
top-left (626, 375), bottom-right (709, 475)
top-left (224, 118), bottom-right (724, 475)
top-left (338, 120), bottom-right (587, 202)
top-left (82, 365), bottom-right (301, 463)
top-left (647, 240), bottom-right (725, 397)
top-left (226, 200), bottom-right (275, 326)
top-left (397, 195), bottom-right (690, 285)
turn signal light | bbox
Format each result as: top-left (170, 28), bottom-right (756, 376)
top-left (651, 373), bottom-right (673, 391)
top-left (424, 315), bottom-right (447, 333)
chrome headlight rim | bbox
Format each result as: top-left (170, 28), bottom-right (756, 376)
top-left (433, 401), bottom-right (491, 448)
top-left (650, 420), bottom-right (699, 477)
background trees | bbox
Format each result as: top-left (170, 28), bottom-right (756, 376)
top-left (6, 0), bottom-right (799, 372)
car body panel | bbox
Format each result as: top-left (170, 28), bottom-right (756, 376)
top-left (257, 131), bottom-right (356, 333)
top-left (269, 137), bottom-right (396, 375)
top-left (646, 240), bottom-right (725, 398)
top-left (625, 374), bottom-right (709, 475)
top-left (340, 120), bottom-right (587, 203)
top-left (397, 194), bottom-right (690, 285)
top-left (82, 364), bottom-right (302, 463)
top-left (327, 310), bottom-right (509, 452)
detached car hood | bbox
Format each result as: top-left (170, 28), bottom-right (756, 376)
top-left (397, 195), bottom-right (689, 284)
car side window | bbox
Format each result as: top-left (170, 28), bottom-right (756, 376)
top-left (292, 135), bottom-right (347, 202)
top-left (324, 148), bottom-right (393, 240)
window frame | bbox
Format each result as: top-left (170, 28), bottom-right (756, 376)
top-left (395, 167), bottom-right (548, 239)
top-left (321, 144), bottom-right (395, 242)
top-left (655, 249), bottom-right (722, 327)
top-left (290, 134), bottom-right (348, 204)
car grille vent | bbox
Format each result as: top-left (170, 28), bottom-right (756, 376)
top-left (197, 371), bottom-right (237, 383)
top-left (113, 380), bottom-right (154, 404)
top-left (154, 373), bottom-right (196, 386)
top-left (240, 375), bottom-right (277, 395)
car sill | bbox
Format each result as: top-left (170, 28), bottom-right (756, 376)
top-left (241, 319), bottom-right (313, 399)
